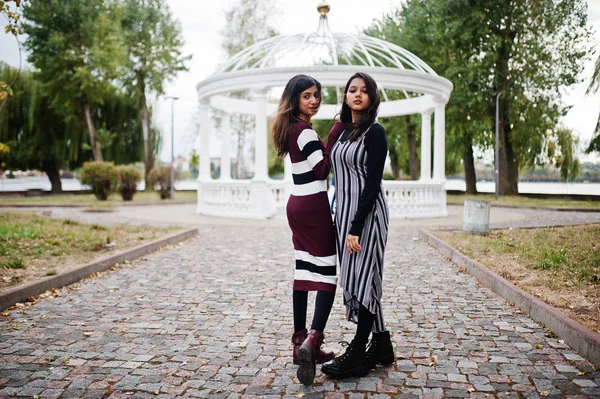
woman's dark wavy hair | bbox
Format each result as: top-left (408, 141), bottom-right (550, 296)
top-left (339, 72), bottom-right (380, 142)
top-left (272, 74), bottom-right (322, 157)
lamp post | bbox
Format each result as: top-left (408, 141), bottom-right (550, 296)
top-left (165, 96), bottom-right (179, 200)
top-left (493, 91), bottom-right (503, 200)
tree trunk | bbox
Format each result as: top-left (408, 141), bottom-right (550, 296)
top-left (42, 161), bottom-right (62, 193)
top-left (407, 120), bottom-right (419, 180)
top-left (494, 29), bottom-right (518, 196)
top-left (506, 135), bottom-right (519, 194)
top-left (83, 99), bottom-right (103, 161)
top-left (140, 92), bottom-right (154, 190)
top-left (463, 143), bottom-right (477, 194)
top-left (388, 146), bottom-right (400, 179)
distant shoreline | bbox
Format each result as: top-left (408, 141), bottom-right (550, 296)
top-left (1, 177), bottom-right (599, 196)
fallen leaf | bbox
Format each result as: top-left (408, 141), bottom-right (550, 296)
top-left (577, 371), bottom-right (586, 376)
top-left (540, 391), bottom-right (549, 397)
top-left (12, 325), bottom-right (19, 330)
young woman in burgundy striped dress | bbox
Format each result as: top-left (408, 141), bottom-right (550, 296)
top-left (272, 74), bottom-right (344, 386)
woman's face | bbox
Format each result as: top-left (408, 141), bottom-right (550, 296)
top-left (297, 85), bottom-right (321, 122)
top-left (345, 77), bottom-right (370, 114)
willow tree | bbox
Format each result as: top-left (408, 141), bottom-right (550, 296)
top-left (0, 63), bottom-right (145, 191)
top-left (120, 0), bottom-right (190, 187)
top-left (22, 0), bottom-right (126, 162)
top-left (0, 63), bottom-right (85, 191)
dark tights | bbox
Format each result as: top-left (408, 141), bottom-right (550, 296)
top-left (293, 290), bottom-right (335, 333)
top-left (354, 304), bottom-right (375, 346)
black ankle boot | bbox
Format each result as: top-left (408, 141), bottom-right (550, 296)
top-left (321, 340), bottom-right (369, 379)
top-left (365, 331), bottom-right (395, 369)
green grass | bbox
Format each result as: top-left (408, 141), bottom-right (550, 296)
top-left (0, 211), bottom-right (179, 276)
top-left (437, 225), bottom-right (600, 287)
top-left (447, 194), bottom-right (600, 209)
top-left (0, 190), bottom-right (197, 207)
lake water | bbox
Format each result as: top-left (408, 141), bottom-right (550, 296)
top-left (1, 177), bottom-right (599, 196)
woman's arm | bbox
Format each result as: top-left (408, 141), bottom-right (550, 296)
top-left (349, 124), bottom-right (388, 237)
top-left (325, 121), bottom-right (345, 154)
top-left (297, 127), bottom-right (330, 180)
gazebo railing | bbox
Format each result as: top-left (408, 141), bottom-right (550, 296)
top-left (198, 179), bottom-right (446, 219)
top-left (383, 181), bottom-right (447, 218)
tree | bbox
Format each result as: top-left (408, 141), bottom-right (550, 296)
top-left (22, 0), bottom-right (126, 162)
top-left (477, 0), bottom-right (590, 194)
top-left (0, 63), bottom-right (86, 191)
top-left (586, 54), bottom-right (600, 154)
top-left (220, 0), bottom-right (279, 179)
top-left (0, 63), bottom-right (145, 192)
top-left (0, 0), bottom-right (28, 114)
top-left (120, 0), bottom-right (190, 188)
top-left (369, 0), bottom-right (591, 195)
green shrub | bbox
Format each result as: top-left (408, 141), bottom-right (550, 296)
top-left (383, 172), bottom-right (397, 180)
top-left (79, 161), bottom-right (118, 201)
top-left (116, 165), bottom-right (142, 201)
top-left (148, 165), bottom-right (177, 199)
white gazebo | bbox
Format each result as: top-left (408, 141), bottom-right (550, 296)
top-left (195, 1), bottom-right (453, 219)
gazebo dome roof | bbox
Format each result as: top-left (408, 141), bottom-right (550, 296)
top-left (216, 3), bottom-right (436, 76)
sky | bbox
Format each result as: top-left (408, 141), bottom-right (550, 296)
top-left (1, 0), bottom-right (599, 163)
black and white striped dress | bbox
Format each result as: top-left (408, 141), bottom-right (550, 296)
top-left (329, 122), bottom-right (389, 332)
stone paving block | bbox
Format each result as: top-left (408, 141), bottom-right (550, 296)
top-left (1, 223), bottom-right (600, 397)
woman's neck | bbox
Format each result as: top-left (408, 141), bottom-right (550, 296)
top-left (351, 110), bottom-right (361, 123)
top-left (298, 114), bottom-right (311, 123)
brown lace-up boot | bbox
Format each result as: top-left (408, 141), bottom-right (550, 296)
top-left (292, 329), bottom-right (334, 365)
top-left (296, 329), bottom-right (331, 385)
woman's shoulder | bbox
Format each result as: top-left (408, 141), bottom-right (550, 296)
top-left (369, 122), bottom-right (386, 135)
top-left (290, 120), bottom-right (313, 136)
top-left (365, 122), bottom-right (387, 145)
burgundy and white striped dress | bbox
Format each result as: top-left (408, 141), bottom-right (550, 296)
top-left (286, 120), bottom-right (337, 293)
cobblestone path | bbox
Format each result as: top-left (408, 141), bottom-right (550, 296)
top-left (1, 222), bottom-right (599, 398)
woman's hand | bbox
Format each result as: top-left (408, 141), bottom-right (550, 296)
top-left (346, 234), bottom-right (361, 253)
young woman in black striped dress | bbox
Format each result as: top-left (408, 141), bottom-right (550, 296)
top-left (321, 72), bottom-right (395, 379)
top-left (272, 74), bottom-right (342, 386)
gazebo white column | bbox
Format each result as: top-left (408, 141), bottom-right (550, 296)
top-left (220, 116), bottom-right (232, 180)
top-left (199, 100), bottom-right (211, 181)
top-left (433, 103), bottom-right (446, 182)
top-left (420, 111), bottom-right (432, 181)
top-left (247, 88), bottom-right (276, 218)
top-left (253, 89), bottom-right (269, 181)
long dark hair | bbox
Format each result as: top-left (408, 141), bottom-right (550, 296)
top-left (272, 74), bottom-right (322, 157)
top-left (339, 72), bottom-right (380, 142)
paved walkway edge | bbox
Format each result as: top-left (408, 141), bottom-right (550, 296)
top-left (0, 228), bottom-right (198, 311)
top-left (419, 229), bottom-right (600, 367)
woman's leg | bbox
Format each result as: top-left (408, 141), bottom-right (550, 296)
top-left (321, 303), bottom-right (374, 379)
top-left (366, 303), bottom-right (395, 367)
top-left (293, 290), bottom-right (308, 333)
top-left (310, 290), bottom-right (335, 331)
top-left (355, 304), bottom-right (375, 345)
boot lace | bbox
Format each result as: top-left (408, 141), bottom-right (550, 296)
top-left (335, 340), bottom-right (356, 364)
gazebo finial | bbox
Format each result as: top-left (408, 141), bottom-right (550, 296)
top-left (317, 1), bottom-right (330, 16)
